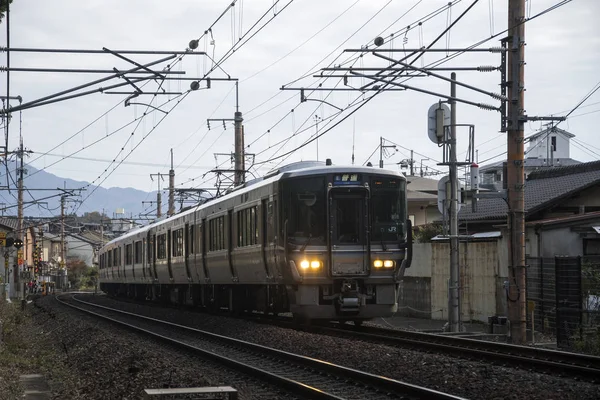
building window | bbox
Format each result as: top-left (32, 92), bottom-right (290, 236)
top-left (172, 228), bottom-right (184, 257)
top-left (125, 244), bottom-right (133, 265)
top-left (551, 136), bottom-right (557, 152)
top-left (584, 239), bottom-right (600, 256)
top-left (134, 241), bottom-right (142, 264)
top-left (157, 234), bottom-right (167, 260)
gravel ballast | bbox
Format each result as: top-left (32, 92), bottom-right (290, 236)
top-left (5, 293), bottom-right (599, 399)
top-left (6, 296), bottom-right (298, 400)
top-left (80, 294), bottom-right (600, 400)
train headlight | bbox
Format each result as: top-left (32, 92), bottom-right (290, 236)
top-left (300, 260), bottom-right (310, 270)
top-left (383, 260), bottom-right (395, 268)
top-left (373, 260), bottom-right (383, 268)
top-left (310, 260), bottom-right (322, 269)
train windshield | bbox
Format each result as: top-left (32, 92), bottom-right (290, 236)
top-left (370, 177), bottom-right (406, 242)
top-left (282, 176), bottom-right (327, 245)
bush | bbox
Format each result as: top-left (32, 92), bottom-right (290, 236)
top-left (413, 223), bottom-right (444, 243)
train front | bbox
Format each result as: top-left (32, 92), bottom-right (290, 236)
top-left (282, 167), bottom-right (412, 323)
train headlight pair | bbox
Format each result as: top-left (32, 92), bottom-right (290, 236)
top-left (300, 260), bottom-right (322, 270)
top-left (373, 260), bottom-right (395, 268)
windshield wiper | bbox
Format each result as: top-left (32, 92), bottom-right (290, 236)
top-left (379, 228), bottom-right (387, 251)
top-left (301, 234), bottom-right (312, 252)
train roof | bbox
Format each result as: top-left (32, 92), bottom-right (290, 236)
top-left (101, 163), bottom-right (404, 248)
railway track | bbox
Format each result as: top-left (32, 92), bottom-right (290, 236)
top-left (287, 321), bottom-right (600, 381)
top-left (56, 294), bottom-right (464, 400)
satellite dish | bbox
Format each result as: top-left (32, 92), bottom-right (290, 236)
top-left (427, 103), bottom-right (450, 144)
top-left (437, 175), bottom-right (462, 215)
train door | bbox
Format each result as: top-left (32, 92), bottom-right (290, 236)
top-left (185, 222), bottom-right (192, 281)
top-left (167, 230), bottom-right (174, 281)
top-left (151, 234), bottom-right (157, 280)
top-left (227, 210), bottom-right (238, 280)
top-left (261, 199), bottom-right (272, 278)
top-left (201, 220), bottom-right (209, 281)
top-left (328, 190), bottom-right (369, 276)
top-left (141, 239), bottom-right (146, 279)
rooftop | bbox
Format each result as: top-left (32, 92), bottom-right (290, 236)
top-left (460, 160), bottom-right (600, 222)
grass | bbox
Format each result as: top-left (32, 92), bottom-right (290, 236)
top-left (0, 299), bottom-right (72, 399)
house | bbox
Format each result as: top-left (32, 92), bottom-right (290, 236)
top-left (406, 175), bottom-right (441, 226)
top-left (0, 217), bottom-right (38, 299)
top-left (479, 127), bottom-right (581, 191)
top-left (522, 211), bottom-right (600, 258)
top-left (459, 160), bottom-right (600, 232)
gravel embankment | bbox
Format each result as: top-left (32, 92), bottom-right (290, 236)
top-left (81, 294), bottom-right (600, 400)
top-left (13, 295), bottom-right (300, 400)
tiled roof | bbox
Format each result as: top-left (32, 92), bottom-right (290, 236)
top-left (0, 217), bottom-right (18, 230)
top-left (405, 176), bottom-right (439, 192)
top-left (460, 160), bottom-right (600, 222)
top-left (479, 157), bottom-right (581, 172)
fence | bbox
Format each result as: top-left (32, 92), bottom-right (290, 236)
top-left (526, 256), bottom-right (600, 350)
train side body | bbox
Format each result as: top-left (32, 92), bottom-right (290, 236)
top-left (99, 163), bottom-right (411, 321)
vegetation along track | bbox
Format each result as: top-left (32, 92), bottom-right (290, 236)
top-left (285, 321), bottom-right (600, 381)
top-left (56, 294), bottom-right (464, 400)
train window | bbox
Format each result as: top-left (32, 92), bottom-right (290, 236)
top-left (172, 228), bottom-right (184, 257)
top-left (134, 241), bottom-right (142, 263)
top-left (370, 177), bottom-right (407, 242)
top-left (107, 251), bottom-right (112, 268)
top-left (332, 195), bottom-right (364, 244)
top-left (189, 225), bottom-right (195, 254)
top-left (157, 234), bottom-right (167, 259)
top-left (125, 244), bottom-right (133, 265)
top-left (282, 177), bottom-right (327, 245)
top-left (237, 206), bottom-right (259, 247)
top-left (209, 217), bottom-right (225, 251)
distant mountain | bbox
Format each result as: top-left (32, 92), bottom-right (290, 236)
top-left (3, 161), bottom-right (156, 218)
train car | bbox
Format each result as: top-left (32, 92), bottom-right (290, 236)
top-left (99, 160), bottom-right (412, 324)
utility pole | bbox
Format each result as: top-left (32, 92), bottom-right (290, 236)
top-left (168, 149), bottom-right (175, 217)
top-left (233, 82), bottom-right (245, 186)
top-left (15, 138), bottom-right (24, 299)
top-left (506, 0), bottom-right (527, 344)
top-left (410, 150), bottom-right (414, 176)
top-left (448, 73), bottom-right (461, 333)
top-left (379, 137), bottom-right (384, 168)
top-left (150, 173), bottom-right (165, 218)
top-left (60, 195), bottom-right (66, 271)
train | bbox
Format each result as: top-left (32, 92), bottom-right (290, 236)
top-left (98, 160), bottom-right (413, 324)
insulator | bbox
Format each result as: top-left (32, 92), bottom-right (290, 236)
top-left (477, 65), bottom-right (497, 72)
top-left (478, 103), bottom-right (497, 111)
top-left (490, 92), bottom-right (508, 101)
top-left (0, 47), bottom-right (5, 53)
top-left (489, 47), bottom-right (504, 53)
top-left (0, 66), bottom-right (6, 72)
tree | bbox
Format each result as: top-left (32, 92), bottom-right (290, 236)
top-left (0, 0), bottom-right (14, 24)
top-left (80, 211), bottom-right (110, 224)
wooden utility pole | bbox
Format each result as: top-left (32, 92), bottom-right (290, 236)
top-left (506, 0), bottom-right (527, 344)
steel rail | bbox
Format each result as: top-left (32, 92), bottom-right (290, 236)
top-left (56, 294), bottom-right (464, 400)
top-left (296, 322), bottom-right (600, 381)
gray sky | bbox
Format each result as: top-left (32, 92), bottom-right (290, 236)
top-left (1, 0), bottom-right (599, 215)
